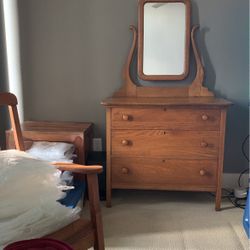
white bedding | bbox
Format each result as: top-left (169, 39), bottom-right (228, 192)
top-left (0, 150), bottom-right (81, 249)
top-left (26, 141), bottom-right (76, 162)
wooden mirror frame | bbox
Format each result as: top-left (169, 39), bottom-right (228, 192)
top-left (138, 0), bottom-right (191, 81)
top-left (113, 0), bottom-right (214, 98)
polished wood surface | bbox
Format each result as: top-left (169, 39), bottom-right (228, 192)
top-left (112, 157), bottom-right (217, 189)
top-left (137, 0), bottom-right (191, 81)
top-left (1, 92), bottom-right (104, 249)
top-left (0, 93), bottom-right (25, 151)
top-left (103, 97), bottom-right (230, 210)
top-left (106, 108), bottom-right (112, 207)
top-left (53, 162), bottom-right (102, 174)
top-left (112, 130), bottom-right (219, 159)
top-left (102, 97), bottom-right (231, 107)
top-left (22, 120), bottom-right (92, 131)
top-left (215, 109), bottom-right (227, 211)
top-left (111, 107), bottom-right (221, 130)
top-left (102, 0), bottom-right (231, 211)
top-left (6, 121), bottom-right (93, 164)
top-left (113, 25), bottom-right (214, 97)
top-left (0, 92), bottom-right (18, 106)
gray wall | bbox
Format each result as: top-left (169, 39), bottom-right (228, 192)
top-left (17, 0), bottom-right (249, 173)
top-left (0, 1), bottom-right (10, 149)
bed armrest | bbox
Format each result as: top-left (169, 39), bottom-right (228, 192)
top-left (52, 162), bottom-right (102, 174)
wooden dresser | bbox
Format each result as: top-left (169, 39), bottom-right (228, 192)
top-left (102, 97), bottom-right (231, 210)
top-left (102, 0), bottom-right (232, 210)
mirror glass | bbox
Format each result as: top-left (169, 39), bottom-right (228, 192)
top-left (138, 1), bottom-right (190, 81)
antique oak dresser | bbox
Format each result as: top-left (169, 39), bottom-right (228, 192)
top-left (102, 0), bottom-right (231, 210)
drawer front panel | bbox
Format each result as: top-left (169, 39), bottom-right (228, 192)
top-left (112, 130), bottom-right (219, 159)
top-left (112, 157), bottom-right (217, 189)
top-left (112, 108), bottom-right (221, 130)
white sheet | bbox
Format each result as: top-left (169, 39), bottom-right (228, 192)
top-left (0, 150), bottom-right (81, 249)
top-left (26, 141), bottom-right (76, 162)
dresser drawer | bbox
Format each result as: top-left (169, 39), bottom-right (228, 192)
top-left (112, 157), bottom-right (217, 190)
top-left (112, 130), bottom-right (219, 159)
top-left (112, 108), bottom-right (221, 130)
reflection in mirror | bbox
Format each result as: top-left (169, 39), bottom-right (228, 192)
top-left (144, 3), bottom-right (185, 75)
top-left (138, 1), bottom-right (190, 81)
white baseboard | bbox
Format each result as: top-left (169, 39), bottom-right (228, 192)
top-left (222, 173), bottom-right (249, 189)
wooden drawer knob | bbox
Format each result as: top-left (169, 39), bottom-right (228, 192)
top-left (200, 141), bottom-right (208, 148)
top-left (199, 169), bottom-right (206, 176)
top-left (201, 114), bottom-right (209, 121)
top-left (122, 114), bottom-right (130, 121)
top-left (121, 139), bottom-right (129, 146)
top-left (122, 167), bottom-right (129, 174)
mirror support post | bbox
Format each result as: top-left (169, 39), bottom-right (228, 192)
top-left (189, 26), bottom-right (214, 97)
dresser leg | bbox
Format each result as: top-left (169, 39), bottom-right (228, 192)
top-left (106, 188), bottom-right (112, 207)
top-left (215, 188), bottom-right (221, 211)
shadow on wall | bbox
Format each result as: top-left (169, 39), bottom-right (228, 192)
top-left (222, 99), bottom-right (249, 173)
top-left (0, 2), bottom-right (9, 149)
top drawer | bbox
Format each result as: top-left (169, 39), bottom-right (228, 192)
top-left (111, 108), bottom-right (221, 130)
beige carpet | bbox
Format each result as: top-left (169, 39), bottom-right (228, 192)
top-left (98, 190), bottom-right (249, 250)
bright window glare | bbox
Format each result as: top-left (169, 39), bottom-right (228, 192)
top-left (2, 0), bottom-right (23, 121)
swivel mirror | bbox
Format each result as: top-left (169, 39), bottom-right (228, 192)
top-left (138, 0), bottom-right (191, 81)
top-left (102, 0), bottom-right (231, 212)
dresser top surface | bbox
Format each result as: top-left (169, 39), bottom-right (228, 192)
top-left (101, 97), bottom-right (232, 107)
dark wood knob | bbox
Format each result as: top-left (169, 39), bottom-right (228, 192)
top-left (121, 139), bottom-right (129, 146)
top-left (201, 114), bottom-right (209, 121)
top-left (200, 141), bottom-right (208, 148)
top-left (122, 167), bottom-right (129, 174)
top-left (199, 169), bottom-right (206, 176)
top-left (122, 114), bottom-right (129, 121)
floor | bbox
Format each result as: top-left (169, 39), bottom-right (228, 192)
top-left (97, 190), bottom-right (249, 250)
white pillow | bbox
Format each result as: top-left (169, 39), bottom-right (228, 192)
top-left (0, 150), bottom-right (80, 248)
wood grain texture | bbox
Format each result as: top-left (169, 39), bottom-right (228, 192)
top-left (188, 26), bottom-right (214, 97)
top-left (6, 121), bottom-right (93, 164)
top-left (106, 108), bottom-right (112, 207)
top-left (0, 93), bottom-right (25, 151)
top-left (102, 97), bottom-right (232, 107)
top-left (215, 109), bottom-right (227, 211)
top-left (22, 120), bottom-right (93, 131)
top-left (112, 130), bottom-right (219, 159)
top-left (87, 174), bottom-right (105, 250)
top-left (113, 25), bottom-right (137, 97)
top-left (102, 98), bottom-right (231, 210)
top-left (112, 157), bottom-right (217, 189)
top-left (112, 107), bottom-right (221, 130)
top-left (53, 162), bottom-right (102, 174)
top-left (8, 106), bottom-right (25, 151)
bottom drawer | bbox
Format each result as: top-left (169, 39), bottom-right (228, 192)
top-left (112, 157), bottom-right (217, 191)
